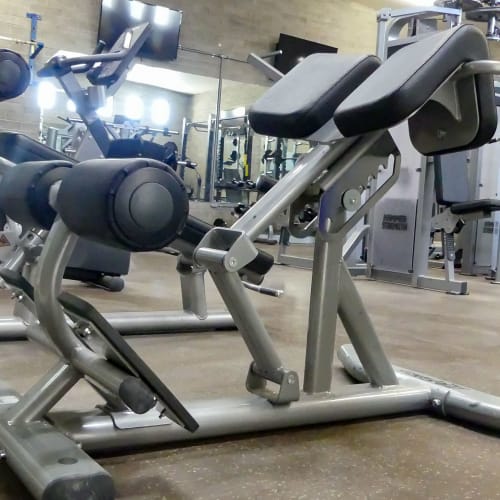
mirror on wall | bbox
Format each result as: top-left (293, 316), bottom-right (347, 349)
top-left (38, 48), bottom-right (276, 206)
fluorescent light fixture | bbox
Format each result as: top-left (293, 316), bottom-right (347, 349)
top-left (97, 96), bottom-right (114, 118)
top-left (151, 98), bottom-right (170, 126)
top-left (66, 99), bottom-right (76, 113)
top-left (102, 0), bottom-right (113, 7)
top-left (129, 0), bottom-right (144, 20)
top-left (154, 6), bottom-right (170, 26)
top-left (37, 81), bottom-right (56, 110)
top-left (125, 95), bottom-right (144, 120)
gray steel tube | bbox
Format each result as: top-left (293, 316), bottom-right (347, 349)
top-left (339, 344), bottom-right (500, 432)
top-left (52, 386), bottom-right (431, 453)
top-left (0, 311), bottom-right (236, 340)
top-left (233, 140), bottom-right (356, 241)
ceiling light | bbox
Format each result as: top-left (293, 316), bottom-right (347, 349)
top-left (125, 94), bottom-right (144, 120)
top-left (151, 98), bottom-right (170, 126)
top-left (37, 81), bottom-right (56, 110)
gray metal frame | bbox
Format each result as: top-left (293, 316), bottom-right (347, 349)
top-left (365, 6), bottom-right (470, 294)
top-left (0, 50), bottom-right (499, 500)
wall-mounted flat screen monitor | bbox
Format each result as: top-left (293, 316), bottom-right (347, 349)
top-left (274, 33), bottom-right (338, 74)
top-left (98, 0), bottom-right (182, 61)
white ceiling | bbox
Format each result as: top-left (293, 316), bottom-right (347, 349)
top-left (127, 64), bottom-right (220, 94)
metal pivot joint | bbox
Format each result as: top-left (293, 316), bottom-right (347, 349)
top-left (194, 226), bottom-right (300, 404)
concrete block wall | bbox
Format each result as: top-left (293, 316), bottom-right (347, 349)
top-left (0, 0), bottom-right (99, 137)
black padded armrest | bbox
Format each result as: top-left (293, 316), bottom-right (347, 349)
top-left (0, 132), bottom-right (75, 164)
top-left (450, 199), bottom-right (500, 216)
top-left (249, 54), bottom-right (380, 139)
top-left (335, 25), bottom-right (494, 141)
top-left (0, 269), bottom-right (34, 301)
top-left (59, 291), bottom-right (198, 432)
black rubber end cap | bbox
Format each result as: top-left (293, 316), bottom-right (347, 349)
top-left (118, 377), bottom-right (156, 414)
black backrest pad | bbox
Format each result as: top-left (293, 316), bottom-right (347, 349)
top-left (434, 152), bottom-right (470, 206)
top-left (335, 25), bottom-right (493, 139)
top-left (249, 54), bottom-right (381, 139)
top-left (0, 50), bottom-right (30, 101)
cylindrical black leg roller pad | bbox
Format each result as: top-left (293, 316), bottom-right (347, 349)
top-left (0, 50), bottom-right (30, 101)
top-left (0, 160), bottom-right (73, 229)
top-left (57, 158), bottom-right (189, 251)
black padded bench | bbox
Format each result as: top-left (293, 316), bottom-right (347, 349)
top-left (0, 132), bottom-right (75, 164)
top-left (434, 153), bottom-right (500, 217)
top-left (249, 54), bottom-right (381, 139)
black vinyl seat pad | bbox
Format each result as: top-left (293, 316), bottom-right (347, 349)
top-left (248, 53), bottom-right (380, 139)
top-left (334, 25), bottom-right (492, 138)
top-left (450, 199), bottom-right (500, 216)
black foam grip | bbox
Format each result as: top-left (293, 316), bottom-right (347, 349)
top-left (118, 377), bottom-right (156, 414)
top-left (0, 160), bottom-right (73, 229)
top-left (57, 158), bottom-right (189, 251)
top-left (179, 216), bottom-right (274, 277)
top-left (0, 50), bottom-right (30, 101)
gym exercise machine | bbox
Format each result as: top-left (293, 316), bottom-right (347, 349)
top-left (0, 25), bottom-right (498, 499)
top-left (363, 5), bottom-right (465, 293)
top-left (365, 3), bottom-right (500, 294)
top-left (0, 25), bottom-right (274, 339)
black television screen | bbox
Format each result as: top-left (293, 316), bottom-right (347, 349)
top-left (98, 0), bottom-right (182, 61)
top-left (274, 34), bottom-right (338, 74)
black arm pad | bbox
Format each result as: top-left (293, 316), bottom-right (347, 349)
top-left (255, 175), bottom-right (278, 194)
top-left (57, 158), bottom-right (189, 252)
top-left (0, 160), bottom-right (73, 229)
top-left (0, 50), bottom-right (30, 101)
top-left (178, 216), bottom-right (274, 278)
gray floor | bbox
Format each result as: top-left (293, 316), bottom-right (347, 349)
top-left (0, 250), bottom-right (499, 499)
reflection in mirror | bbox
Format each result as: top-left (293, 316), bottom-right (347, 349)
top-left (37, 44), bottom-right (310, 222)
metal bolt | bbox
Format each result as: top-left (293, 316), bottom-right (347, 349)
top-left (82, 327), bottom-right (92, 337)
top-left (431, 398), bottom-right (442, 408)
top-left (0, 449), bottom-right (5, 459)
top-left (287, 374), bottom-right (296, 385)
top-left (228, 257), bottom-right (238, 268)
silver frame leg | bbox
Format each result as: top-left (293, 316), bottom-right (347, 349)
top-left (303, 234), bottom-right (343, 393)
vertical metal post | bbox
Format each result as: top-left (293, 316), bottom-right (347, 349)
top-left (376, 9), bottom-right (391, 60)
top-left (204, 114), bottom-right (214, 201)
top-left (26, 12), bottom-right (42, 79)
top-left (178, 258), bottom-right (208, 319)
top-left (442, 231), bottom-right (456, 284)
top-left (492, 231), bottom-right (500, 284)
top-left (412, 157), bottom-right (434, 286)
top-left (209, 56), bottom-right (224, 205)
top-left (303, 233), bottom-right (343, 393)
top-left (461, 148), bottom-right (481, 275)
top-left (179, 117), bottom-right (188, 179)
